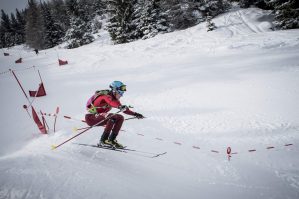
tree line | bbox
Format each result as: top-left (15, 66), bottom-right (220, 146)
top-left (0, 0), bottom-right (298, 50)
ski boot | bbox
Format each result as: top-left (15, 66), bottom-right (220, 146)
top-left (97, 139), bottom-right (112, 147)
top-left (107, 139), bottom-right (124, 149)
top-left (107, 132), bottom-right (125, 149)
top-left (97, 132), bottom-right (110, 147)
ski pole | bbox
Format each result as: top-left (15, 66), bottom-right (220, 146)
top-left (10, 69), bottom-right (29, 100)
top-left (40, 110), bottom-right (49, 133)
top-left (51, 110), bottom-right (122, 150)
top-left (126, 116), bottom-right (145, 120)
top-left (72, 126), bottom-right (89, 132)
top-left (51, 126), bottom-right (92, 150)
top-left (63, 115), bottom-right (86, 123)
top-left (54, 107), bottom-right (59, 132)
top-left (125, 117), bottom-right (137, 121)
top-left (72, 126), bottom-right (126, 133)
top-left (72, 116), bottom-right (139, 133)
top-left (126, 116), bottom-right (146, 121)
top-left (23, 105), bottom-right (31, 118)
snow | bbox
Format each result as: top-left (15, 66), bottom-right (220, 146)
top-left (1, 8), bottom-right (299, 199)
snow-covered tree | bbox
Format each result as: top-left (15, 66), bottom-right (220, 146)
top-left (106, 0), bottom-right (136, 44)
top-left (239, 0), bottom-right (254, 8)
top-left (15, 9), bottom-right (26, 44)
top-left (64, 0), bottom-right (94, 48)
top-left (239, 0), bottom-right (271, 9)
top-left (41, 2), bottom-right (64, 48)
top-left (161, 0), bottom-right (200, 30)
top-left (203, 0), bottom-right (228, 17)
top-left (160, 0), bottom-right (221, 30)
top-left (49, 0), bottom-right (70, 31)
top-left (64, 16), bottom-right (94, 48)
top-left (132, 0), bottom-right (170, 40)
top-left (0, 10), bottom-right (13, 48)
top-left (266, 0), bottom-right (299, 29)
top-left (10, 13), bottom-right (18, 45)
top-left (78, 0), bottom-right (94, 22)
top-left (92, 0), bottom-right (106, 16)
top-left (206, 14), bottom-right (217, 31)
top-left (25, 0), bottom-right (44, 49)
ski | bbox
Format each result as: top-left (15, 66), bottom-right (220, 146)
top-left (74, 143), bottom-right (128, 153)
top-left (73, 143), bottom-right (167, 158)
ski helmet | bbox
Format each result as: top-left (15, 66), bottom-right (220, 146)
top-left (109, 81), bottom-right (126, 96)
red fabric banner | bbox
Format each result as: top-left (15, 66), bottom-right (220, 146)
top-left (29, 83), bottom-right (46, 97)
top-left (58, 59), bottom-right (68, 66)
top-left (15, 58), bottom-right (22, 64)
top-left (15, 58), bottom-right (22, 63)
top-left (32, 106), bottom-right (47, 134)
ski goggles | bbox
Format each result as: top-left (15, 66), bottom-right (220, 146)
top-left (117, 85), bottom-right (126, 92)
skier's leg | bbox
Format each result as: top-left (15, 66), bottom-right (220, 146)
top-left (85, 114), bottom-right (105, 126)
top-left (109, 114), bottom-right (124, 139)
top-left (108, 114), bottom-right (124, 148)
top-left (85, 114), bottom-right (110, 145)
top-left (101, 116), bottom-right (115, 142)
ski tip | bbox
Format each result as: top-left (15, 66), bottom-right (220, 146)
top-left (51, 145), bottom-right (57, 150)
top-left (152, 152), bottom-right (167, 158)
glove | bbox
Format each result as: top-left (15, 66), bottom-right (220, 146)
top-left (134, 112), bottom-right (144, 119)
top-left (118, 105), bottom-right (128, 111)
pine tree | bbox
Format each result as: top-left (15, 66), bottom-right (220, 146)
top-left (160, 0), bottom-right (211, 30)
top-left (0, 23), bottom-right (2, 48)
top-left (164, 0), bottom-right (199, 30)
top-left (78, 0), bottom-right (93, 22)
top-left (66, 0), bottom-right (80, 16)
top-left (15, 9), bottom-right (26, 44)
top-left (106, 0), bottom-right (136, 44)
top-left (90, 0), bottom-right (107, 32)
top-left (64, 0), bottom-right (94, 48)
top-left (10, 13), bottom-right (18, 45)
top-left (64, 16), bottom-right (94, 48)
top-left (92, 0), bottom-right (106, 16)
top-left (130, 1), bottom-right (145, 40)
top-left (206, 14), bottom-right (217, 31)
top-left (266, 0), bottom-right (299, 29)
top-left (50, 0), bottom-right (70, 31)
top-left (133, 0), bottom-right (170, 40)
top-left (204, 0), bottom-right (227, 17)
top-left (239, 0), bottom-right (271, 9)
top-left (0, 10), bottom-right (13, 48)
top-left (25, 0), bottom-right (44, 49)
top-left (239, 0), bottom-right (253, 8)
top-left (41, 2), bottom-right (64, 48)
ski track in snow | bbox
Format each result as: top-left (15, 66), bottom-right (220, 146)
top-left (1, 8), bottom-right (299, 199)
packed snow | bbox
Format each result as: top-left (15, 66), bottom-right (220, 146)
top-left (0, 8), bottom-right (299, 199)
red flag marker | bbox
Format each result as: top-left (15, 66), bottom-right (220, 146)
top-left (15, 58), bottom-right (22, 63)
top-left (58, 59), bottom-right (68, 66)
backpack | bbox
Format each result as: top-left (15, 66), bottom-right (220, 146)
top-left (86, 90), bottom-right (110, 114)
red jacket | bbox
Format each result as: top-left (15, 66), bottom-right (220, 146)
top-left (92, 94), bottom-right (135, 116)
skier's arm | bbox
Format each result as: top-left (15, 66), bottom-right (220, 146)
top-left (123, 108), bottom-right (136, 116)
top-left (120, 105), bottom-right (144, 118)
top-left (118, 105), bottom-right (136, 116)
top-left (102, 95), bottom-right (139, 116)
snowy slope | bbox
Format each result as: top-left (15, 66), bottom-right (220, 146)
top-left (1, 8), bottom-right (299, 199)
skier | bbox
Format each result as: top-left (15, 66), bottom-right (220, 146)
top-left (34, 48), bottom-right (39, 55)
top-left (85, 81), bottom-right (144, 148)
